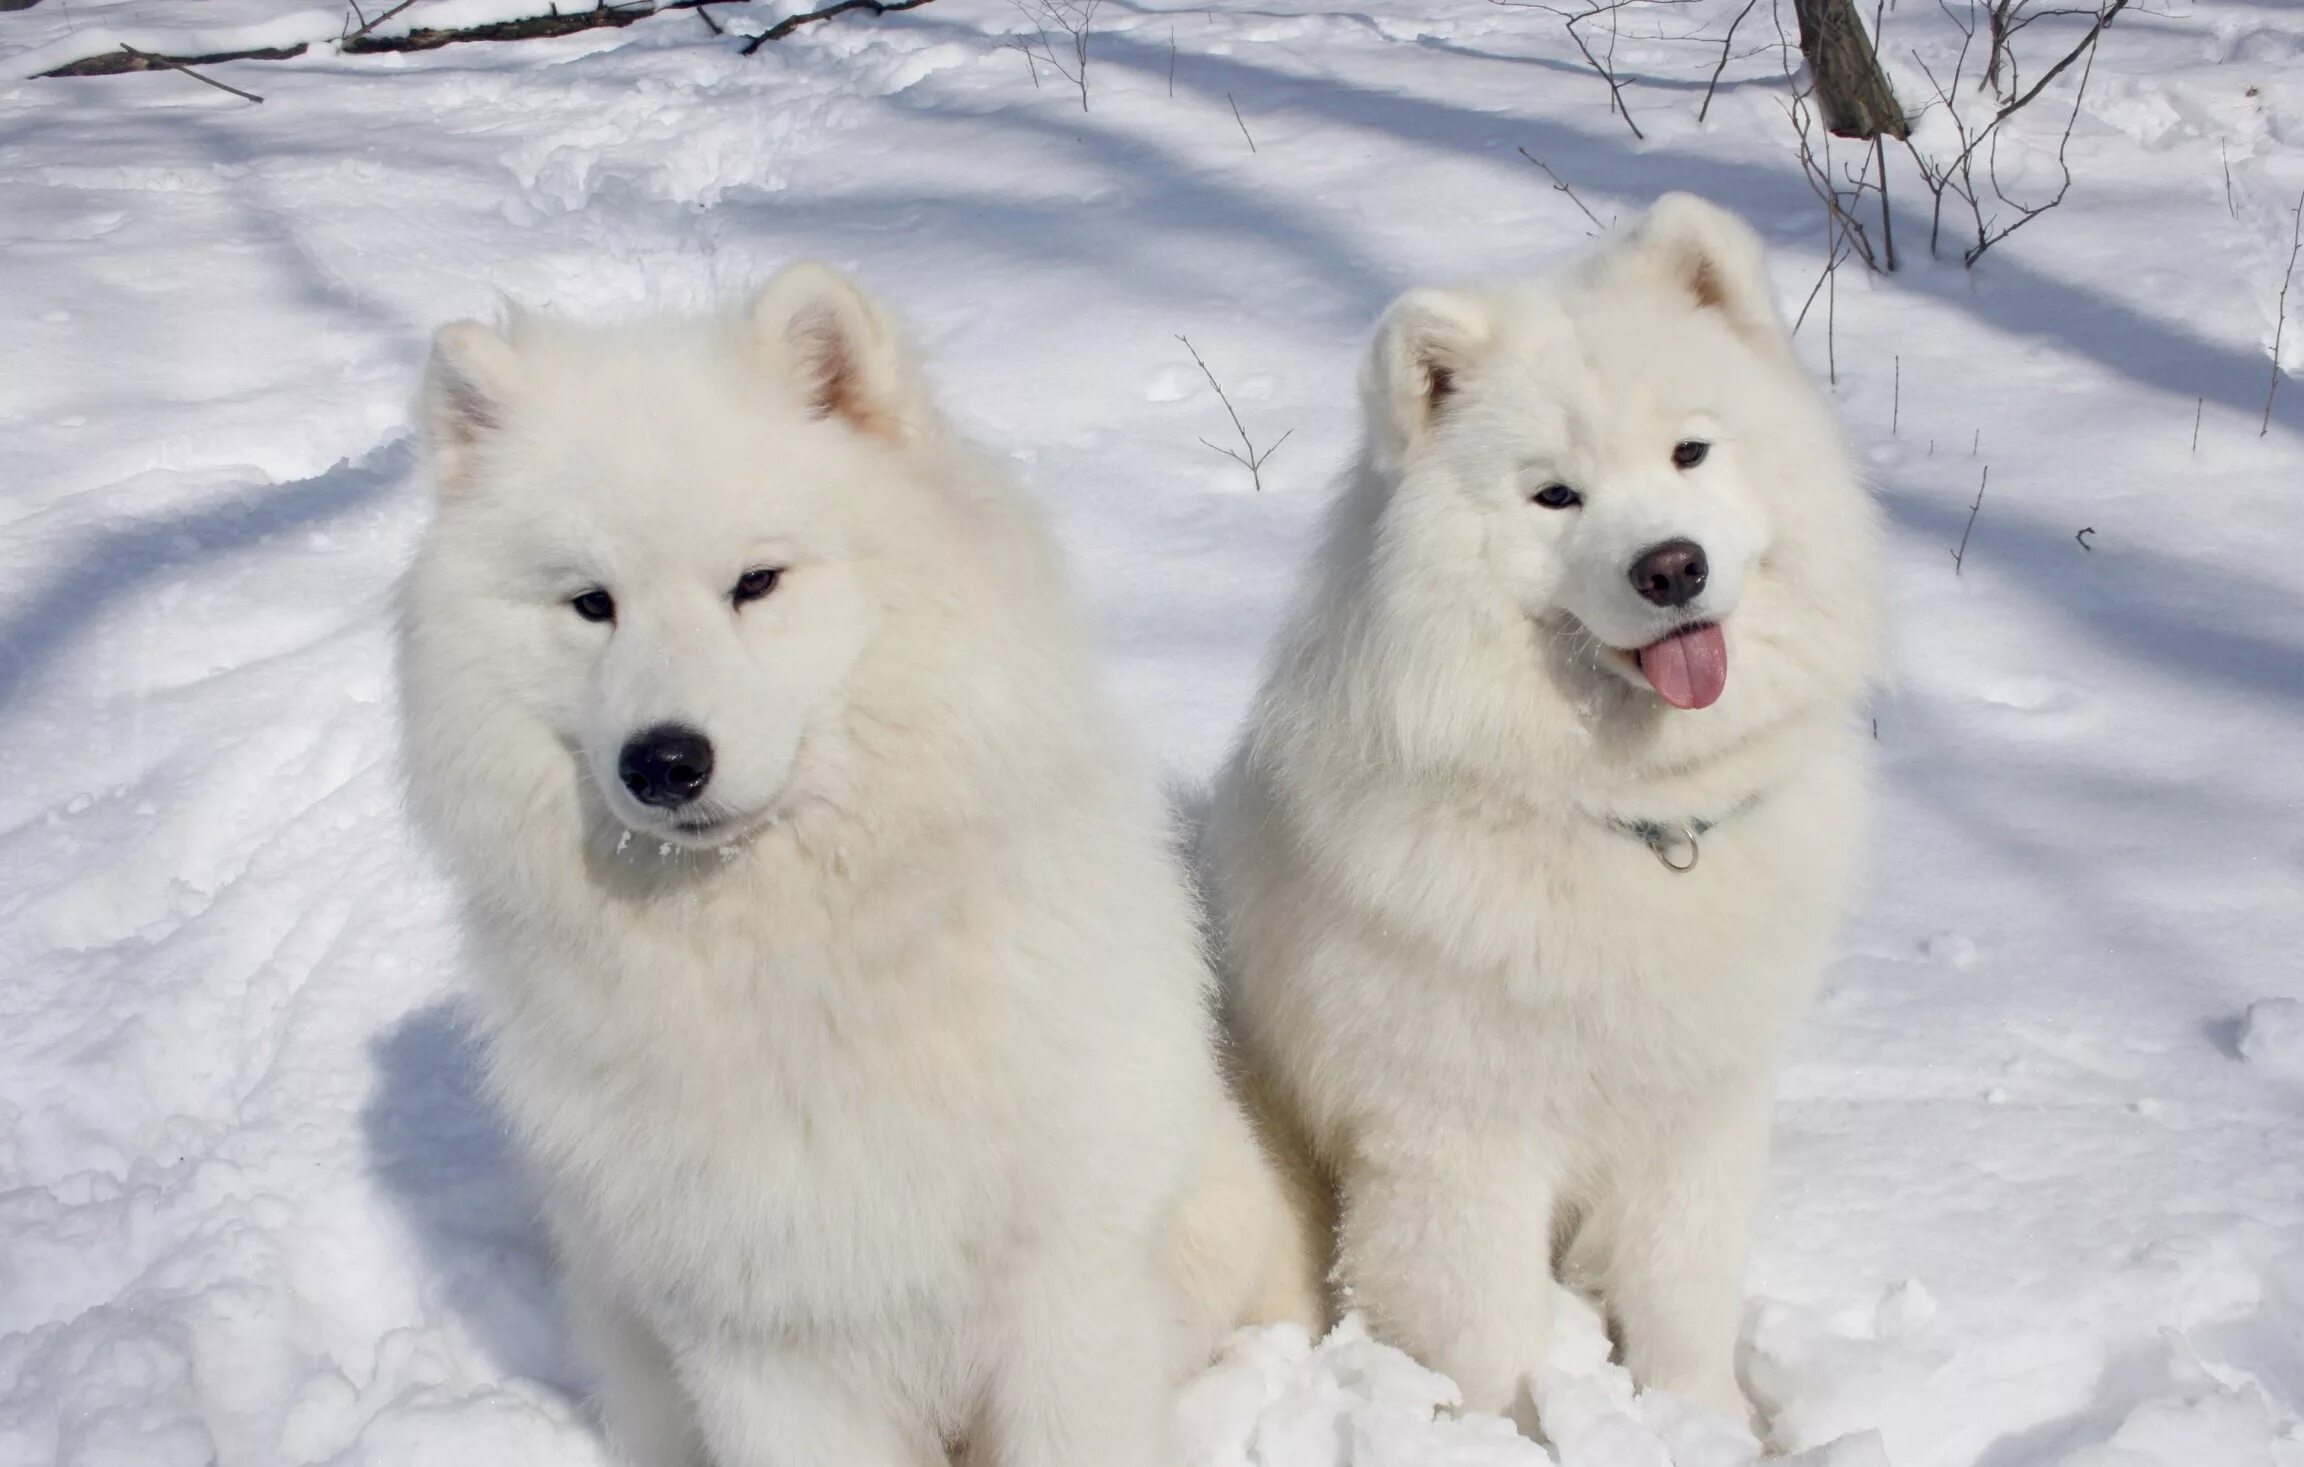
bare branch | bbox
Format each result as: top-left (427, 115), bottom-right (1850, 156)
top-left (1776, 5), bottom-right (1884, 280)
top-left (2265, 188), bottom-right (2304, 437)
top-left (1951, 464), bottom-right (1988, 576)
top-left (1994, 0), bottom-right (2126, 120)
top-left (1700, 0), bottom-right (1759, 123)
top-left (1003, 0), bottom-right (1100, 111)
top-left (342, 0), bottom-right (420, 42)
top-left (1177, 336), bottom-right (1292, 493)
top-left (1894, 0), bottom-right (2120, 268)
top-left (1228, 93), bottom-right (1258, 153)
top-left (1492, 0), bottom-right (1703, 141)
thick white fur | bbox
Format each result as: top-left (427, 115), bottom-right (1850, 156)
top-left (1208, 195), bottom-right (1881, 1429)
top-left (398, 264), bottom-right (1310, 1467)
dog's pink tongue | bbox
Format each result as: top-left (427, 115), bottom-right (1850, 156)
top-left (1637, 624), bottom-right (1728, 710)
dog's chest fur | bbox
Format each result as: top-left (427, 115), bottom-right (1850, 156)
top-left (474, 860), bottom-right (1055, 1343)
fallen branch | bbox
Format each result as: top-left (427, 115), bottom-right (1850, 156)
top-left (115, 43), bottom-right (268, 100)
top-left (44, 42), bottom-right (308, 77)
top-left (343, 3), bottom-right (650, 55)
top-left (740, 0), bottom-right (940, 56)
top-left (38, 0), bottom-right (937, 78)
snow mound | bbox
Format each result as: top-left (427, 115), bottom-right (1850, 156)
top-left (2236, 999), bottom-right (2304, 1075)
top-left (1181, 1304), bottom-right (1890, 1467)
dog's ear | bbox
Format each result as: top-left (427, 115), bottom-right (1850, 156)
top-left (422, 321), bottom-right (527, 497)
top-left (1365, 287), bottom-right (1494, 456)
top-left (747, 262), bottom-right (917, 439)
top-left (1613, 193), bottom-right (1790, 355)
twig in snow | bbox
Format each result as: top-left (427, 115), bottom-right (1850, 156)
top-left (1004, 0), bottom-right (1100, 111)
top-left (1826, 230), bottom-right (1842, 384)
top-left (2192, 395), bottom-right (2202, 452)
top-left (1491, 0), bottom-right (1701, 142)
top-left (1951, 465), bottom-right (1988, 576)
top-left (1168, 25), bottom-right (1177, 97)
top-left (1892, 354), bottom-right (1902, 435)
top-left (2074, 526), bottom-right (2095, 552)
top-left (1177, 336), bottom-right (1292, 493)
top-left (1517, 148), bottom-right (1606, 231)
top-left (117, 43), bottom-right (264, 102)
top-left (1699, 0), bottom-right (1757, 124)
top-left (2222, 140), bottom-right (2236, 220)
top-left (1792, 230), bottom-right (1855, 338)
top-left (2264, 187), bottom-right (2304, 437)
top-left (1228, 93), bottom-right (1257, 153)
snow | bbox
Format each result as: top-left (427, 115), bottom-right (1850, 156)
top-left (3, 1), bottom-right (2303, 1464)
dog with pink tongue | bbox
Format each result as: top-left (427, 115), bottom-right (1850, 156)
top-left (1207, 195), bottom-right (1881, 1438)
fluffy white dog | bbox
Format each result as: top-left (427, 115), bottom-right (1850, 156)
top-left (1208, 195), bottom-right (1881, 1428)
top-left (398, 264), bottom-right (1307, 1467)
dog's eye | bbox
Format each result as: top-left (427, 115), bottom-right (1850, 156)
top-left (570, 588), bottom-right (616, 623)
top-left (1671, 440), bottom-right (1711, 470)
top-left (1531, 483), bottom-right (1583, 510)
top-left (731, 568), bottom-right (782, 607)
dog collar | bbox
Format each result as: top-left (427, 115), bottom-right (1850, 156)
top-left (1604, 791), bottom-right (1766, 874)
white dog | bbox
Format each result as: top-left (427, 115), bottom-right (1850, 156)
top-left (397, 264), bottom-right (1308, 1467)
top-left (1208, 195), bottom-right (1881, 1428)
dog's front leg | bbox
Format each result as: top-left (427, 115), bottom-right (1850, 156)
top-left (1586, 1078), bottom-right (1773, 1427)
top-left (673, 1337), bottom-right (939, 1467)
top-left (565, 1274), bottom-right (710, 1467)
top-left (1336, 1142), bottom-right (1562, 1428)
top-left (980, 1245), bottom-right (1177, 1467)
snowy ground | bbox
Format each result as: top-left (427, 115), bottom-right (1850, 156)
top-left (4, 1), bottom-right (2303, 1464)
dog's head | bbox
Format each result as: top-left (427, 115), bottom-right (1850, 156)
top-left (406, 264), bottom-right (936, 853)
top-left (1362, 194), bottom-right (1873, 718)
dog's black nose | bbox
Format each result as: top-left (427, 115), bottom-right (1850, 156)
top-left (618, 725), bottom-right (714, 809)
top-left (1628, 539), bottom-right (1709, 608)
